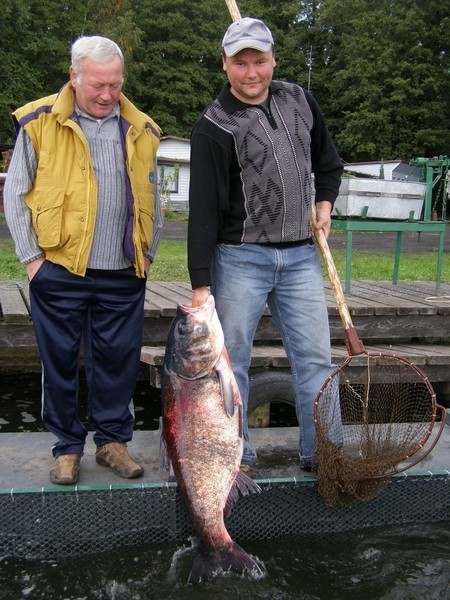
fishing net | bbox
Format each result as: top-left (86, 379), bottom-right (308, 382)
top-left (313, 353), bottom-right (445, 505)
top-left (309, 208), bottom-right (446, 506)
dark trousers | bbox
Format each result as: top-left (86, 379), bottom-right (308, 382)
top-left (29, 262), bottom-right (146, 457)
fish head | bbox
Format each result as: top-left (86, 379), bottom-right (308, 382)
top-left (169, 294), bottom-right (224, 379)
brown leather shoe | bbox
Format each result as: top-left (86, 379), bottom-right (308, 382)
top-left (239, 464), bottom-right (252, 473)
top-left (49, 453), bottom-right (82, 485)
top-left (95, 442), bottom-right (144, 479)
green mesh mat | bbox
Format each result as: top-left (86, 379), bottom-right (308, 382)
top-left (1, 474), bottom-right (449, 559)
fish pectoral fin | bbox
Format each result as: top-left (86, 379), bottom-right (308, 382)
top-left (159, 419), bottom-right (174, 480)
top-left (216, 363), bottom-right (235, 418)
top-left (224, 471), bottom-right (262, 518)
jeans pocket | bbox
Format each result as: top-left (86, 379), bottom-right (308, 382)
top-left (220, 241), bottom-right (244, 249)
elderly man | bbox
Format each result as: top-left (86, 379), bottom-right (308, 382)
top-left (5, 36), bottom-right (162, 485)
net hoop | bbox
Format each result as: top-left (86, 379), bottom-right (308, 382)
top-left (313, 350), bottom-right (447, 505)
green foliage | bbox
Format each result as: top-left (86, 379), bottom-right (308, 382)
top-left (315, 0), bottom-right (450, 160)
top-left (159, 164), bottom-right (180, 207)
top-left (128, 0), bottom-right (229, 136)
top-left (0, 0), bottom-right (143, 143)
top-left (328, 250), bottom-right (450, 283)
top-left (0, 0), bottom-right (448, 158)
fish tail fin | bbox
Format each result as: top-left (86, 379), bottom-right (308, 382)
top-left (188, 541), bottom-right (264, 584)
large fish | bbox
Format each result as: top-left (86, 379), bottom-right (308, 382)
top-left (161, 294), bottom-right (264, 584)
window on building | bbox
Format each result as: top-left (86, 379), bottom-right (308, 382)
top-left (158, 164), bottom-right (179, 194)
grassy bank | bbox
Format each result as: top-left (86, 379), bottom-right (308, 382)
top-left (1, 236), bottom-right (448, 283)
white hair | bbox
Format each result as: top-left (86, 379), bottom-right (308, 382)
top-left (71, 36), bottom-right (124, 83)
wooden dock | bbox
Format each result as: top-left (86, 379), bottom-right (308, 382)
top-left (1, 279), bottom-right (449, 388)
top-left (1, 277), bottom-right (449, 560)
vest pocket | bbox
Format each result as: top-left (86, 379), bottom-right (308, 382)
top-left (26, 184), bottom-right (68, 249)
top-left (135, 186), bottom-right (154, 249)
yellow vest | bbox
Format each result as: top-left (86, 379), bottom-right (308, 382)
top-left (13, 83), bottom-right (160, 277)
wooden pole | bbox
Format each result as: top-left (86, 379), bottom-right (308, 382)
top-left (225, 0), bottom-right (241, 21)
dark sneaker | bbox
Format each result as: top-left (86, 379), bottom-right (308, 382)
top-left (96, 442), bottom-right (144, 479)
top-left (50, 453), bottom-right (82, 485)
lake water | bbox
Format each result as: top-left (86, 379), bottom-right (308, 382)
top-left (1, 374), bottom-right (449, 599)
top-left (1, 524), bottom-right (449, 599)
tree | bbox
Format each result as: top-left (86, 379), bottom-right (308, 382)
top-left (315, 0), bottom-right (450, 161)
top-left (0, 0), bottom-right (143, 143)
top-left (0, 0), bottom-right (448, 162)
top-left (129, 0), bottom-right (230, 137)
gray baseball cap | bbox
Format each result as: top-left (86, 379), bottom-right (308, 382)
top-left (222, 17), bottom-right (274, 57)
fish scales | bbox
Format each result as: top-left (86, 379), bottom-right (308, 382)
top-left (164, 360), bottom-right (241, 531)
top-left (161, 295), bottom-right (264, 584)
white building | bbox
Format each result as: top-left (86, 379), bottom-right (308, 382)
top-left (157, 136), bottom-right (190, 212)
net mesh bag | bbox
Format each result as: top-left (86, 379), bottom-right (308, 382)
top-left (313, 354), bottom-right (439, 506)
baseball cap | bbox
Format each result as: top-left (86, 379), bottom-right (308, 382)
top-left (222, 17), bottom-right (274, 57)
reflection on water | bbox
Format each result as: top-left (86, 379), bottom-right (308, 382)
top-left (0, 372), bottom-right (161, 433)
top-left (0, 372), bottom-right (298, 432)
top-left (0, 524), bottom-right (449, 599)
top-left (1, 374), bottom-right (449, 598)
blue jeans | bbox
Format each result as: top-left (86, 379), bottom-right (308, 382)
top-left (211, 241), bottom-right (335, 468)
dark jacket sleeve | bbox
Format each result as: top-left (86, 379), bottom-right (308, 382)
top-left (187, 117), bottom-right (231, 290)
top-left (305, 90), bottom-right (343, 204)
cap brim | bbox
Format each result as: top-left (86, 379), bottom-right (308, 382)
top-left (224, 41), bottom-right (272, 57)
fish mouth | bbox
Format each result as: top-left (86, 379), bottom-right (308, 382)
top-left (178, 294), bottom-right (215, 316)
top-left (171, 295), bottom-right (225, 379)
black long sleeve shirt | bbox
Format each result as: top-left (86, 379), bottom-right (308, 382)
top-left (188, 80), bottom-right (343, 289)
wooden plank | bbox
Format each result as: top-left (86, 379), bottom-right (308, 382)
top-left (155, 281), bottom-right (192, 304)
top-left (145, 283), bottom-right (179, 317)
top-left (396, 343), bottom-right (450, 365)
top-left (1, 279), bottom-right (448, 349)
top-left (142, 299), bottom-right (162, 318)
top-left (363, 344), bottom-right (427, 366)
top-left (142, 283), bottom-right (162, 317)
top-left (0, 323), bottom-right (37, 349)
top-left (397, 282), bottom-right (450, 316)
top-left (151, 282), bottom-right (189, 306)
top-left (380, 281), bottom-right (450, 315)
top-left (247, 346), bottom-right (274, 367)
top-left (20, 281), bottom-right (31, 309)
top-left (341, 281), bottom-right (400, 315)
top-left (324, 282), bottom-right (378, 316)
top-left (2, 279), bottom-right (446, 323)
top-left (140, 346), bottom-right (165, 366)
top-left (345, 281), bottom-right (433, 315)
top-left (139, 343), bottom-right (450, 386)
top-left (1, 306), bottom-right (447, 349)
top-left (140, 343), bottom-right (450, 370)
top-left (347, 313), bottom-right (450, 343)
top-left (0, 281), bottom-right (30, 323)
top-left (355, 280), bottom-right (450, 311)
top-left (254, 346), bottom-right (289, 368)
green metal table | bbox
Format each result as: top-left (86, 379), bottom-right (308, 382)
top-left (331, 218), bottom-right (447, 293)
